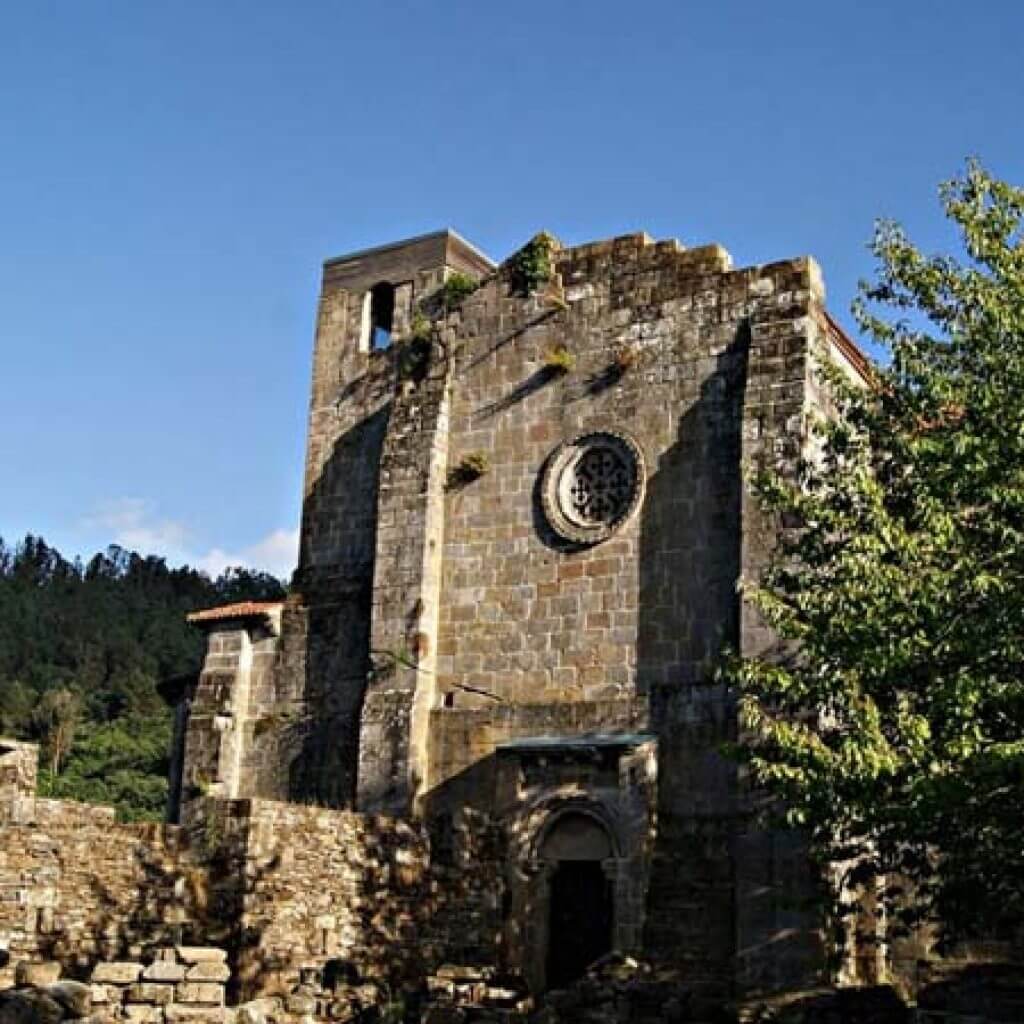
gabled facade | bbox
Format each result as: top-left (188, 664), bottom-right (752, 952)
top-left (171, 227), bottom-right (869, 995)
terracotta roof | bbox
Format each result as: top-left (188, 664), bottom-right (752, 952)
top-left (186, 601), bottom-right (283, 624)
top-left (824, 310), bottom-right (872, 383)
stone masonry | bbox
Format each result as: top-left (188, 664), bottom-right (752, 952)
top-left (2, 227), bottom-right (899, 1015)
top-left (163, 227), bottom-right (873, 998)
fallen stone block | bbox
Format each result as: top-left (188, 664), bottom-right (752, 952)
top-left (285, 992), bottom-right (316, 1015)
top-left (143, 962), bottom-right (187, 983)
top-left (422, 1006), bottom-right (467, 1024)
top-left (0, 988), bottom-right (65, 1024)
top-left (92, 962), bottom-right (144, 985)
top-left (124, 1005), bottom-right (164, 1024)
top-left (326, 999), bottom-right (358, 1022)
top-left (127, 983), bottom-right (174, 1005)
top-left (174, 948), bottom-right (227, 965)
top-left (164, 1006), bottom-right (225, 1023)
top-left (15, 961), bottom-right (62, 987)
top-left (185, 962), bottom-right (230, 983)
top-left (436, 964), bottom-right (491, 982)
top-left (45, 980), bottom-right (93, 1018)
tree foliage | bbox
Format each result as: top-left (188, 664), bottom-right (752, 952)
top-left (728, 162), bottom-right (1024, 945)
top-left (0, 535), bottom-right (285, 821)
top-left (31, 687), bottom-right (80, 774)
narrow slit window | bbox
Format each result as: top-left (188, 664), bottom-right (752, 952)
top-left (369, 282), bottom-right (395, 351)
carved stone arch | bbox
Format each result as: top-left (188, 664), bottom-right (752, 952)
top-left (532, 802), bottom-right (621, 865)
top-left (518, 798), bottom-right (622, 991)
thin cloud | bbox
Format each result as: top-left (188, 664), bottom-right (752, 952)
top-left (193, 528), bottom-right (299, 580)
top-left (83, 498), bottom-right (297, 580)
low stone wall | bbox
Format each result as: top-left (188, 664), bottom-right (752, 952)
top-left (0, 740), bottom-right (37, 825)
top-left (0, 947), bottom-right (228, 1023)
top-left (91, 946), bottom-right (230, 1022)
top-left (203, 798), bottom-right (503, 1001)
top-left (0, 803), bottom-right (211, 986)
top-left (1, 744), bottom-right (502, 1007)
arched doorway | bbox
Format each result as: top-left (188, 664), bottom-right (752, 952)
top-left (539, 812), bottom-right (615, 989)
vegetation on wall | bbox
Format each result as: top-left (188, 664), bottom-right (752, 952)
top-left (509, 231), bottom-right (557, 296)
top-left (543, 345), bottom-right (576, 374)
top-left (437, 271), bottom-right (479, 309)
top-left (397, 314), bottom-right (433, 383)
top-left (726, 162), bottom-right (1024, 944)
top-left (398, 274), bottom-right (481, 385)
top-left (447, 451), bottom-right (491, 489)
top-left (0, 535), bottom-right (284, 821)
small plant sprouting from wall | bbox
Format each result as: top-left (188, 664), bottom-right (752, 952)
top-left (612, 342), bottom-right (641, 374)
top-left (543, 345), bottom-right (575, 375)
top-left (438, 271), bottom-right (479, 309)
top-left (509, 231), bottom-right (556, 296)
top-left (447, 451), bottom-right (491, 489)
top-left (409, 312), bottom-right (432, 343)
top-left (396, 313), bottom-right (433, 383)
top-left (253, 707), bottom-right (301, 740)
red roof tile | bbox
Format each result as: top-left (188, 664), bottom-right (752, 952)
top-left (824, 310), bottom-right (872, 383)
top-left (186, 601), bottom-right (283, 624)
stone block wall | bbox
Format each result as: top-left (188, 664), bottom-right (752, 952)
top-left (0, 740), bottom-right (37, 825)
top-left (0, 801), bottom-right (210, 986)
top-left (0, 747), bottom-right (502, 1006)
top-left (267, 230), bottom-right (495, 811)
top-left (205, 798), bottom-right (503, 1001)
top-left (428, 234), bottom-right (822, 769)
top-left (89, 946), bottom-right (229, 1023)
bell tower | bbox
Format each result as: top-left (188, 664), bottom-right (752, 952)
top-left (285, 230), bottom-right (494, 809)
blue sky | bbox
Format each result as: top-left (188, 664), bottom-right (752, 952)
top-left (2, 1), bottom-right (1021, 578)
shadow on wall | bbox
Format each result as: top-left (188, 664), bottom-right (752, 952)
top-left (18, 820), bottom-right (250, 985)
top-left (637, 324), bottom-right (749, 983)
top-left (281, 402), bottom-right (391, 809)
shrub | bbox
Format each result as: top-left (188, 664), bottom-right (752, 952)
top-left (544, 345), bottom-right (575, 374)
top-left (612, 342), bottom-right (641, 373)
top-left (447, 451), bottom-right (490, 488)
top-left (509, 231), bottom-right (556, 296)
top-left (439, 272), bottom-right (479, 308)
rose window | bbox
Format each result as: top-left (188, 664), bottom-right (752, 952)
top-left (541, 432), bottom-right (645, 545)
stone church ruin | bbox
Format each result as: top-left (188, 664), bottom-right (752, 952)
top-left (3, 227), bottom-right (915, 1018)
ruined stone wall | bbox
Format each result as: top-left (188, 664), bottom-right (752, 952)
top-left (0, 800), bottom-right (211, 986)
top-left (1, 749), bottom-right (502, 1005)
top-left (89, 945), bottom-right (230, 1023)
top-left (406, 234), bottom-right (829, 994)
top-left (1, 946), bottom-right (231, 1024)
top-left (218, 799), bottom-right (502, 1001)
top-left (427, 234), bottom-right (820, 779)
top-left (0, 740), bottom-right (37, 825)
top-left (177, 615), bottom-right (282, 821)
top-left (246, 231), bottom-right (495, 811)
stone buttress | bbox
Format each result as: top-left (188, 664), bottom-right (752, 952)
top-left (170, 227), bottom-right (871, 995)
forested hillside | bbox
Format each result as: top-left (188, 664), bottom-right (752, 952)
top-left (0, 535), bottom-right (285, 821)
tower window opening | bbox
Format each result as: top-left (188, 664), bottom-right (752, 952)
top-left (369, 282), bottom-right (395, 351)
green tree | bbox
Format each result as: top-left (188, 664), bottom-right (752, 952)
top-left (0, 535), bottom-right (285, 820)
top-left (32, 687), bottom-right (81, 774)
top-left (728, 162), bottom-right (1024, 945)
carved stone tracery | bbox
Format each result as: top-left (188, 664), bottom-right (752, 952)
top-left (541, 431), bottom-right (645, 545)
